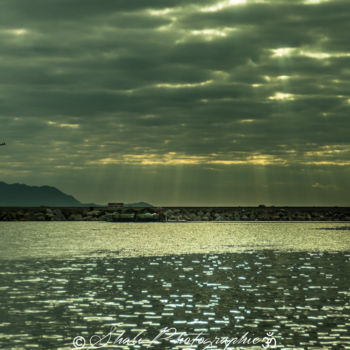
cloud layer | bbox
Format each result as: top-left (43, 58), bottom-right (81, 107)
top-left (0, 0), bottom-right (349, 204)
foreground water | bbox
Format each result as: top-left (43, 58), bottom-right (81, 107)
top-left (0, 222), bottom-right (349, 349)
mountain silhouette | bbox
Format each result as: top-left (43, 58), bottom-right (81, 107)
top-left (0, 181), bottom-right (82, 206)
top-left (125, 202), bottom-right (153, 207)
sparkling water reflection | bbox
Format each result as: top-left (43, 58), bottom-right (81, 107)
top-left (0, 223), bottom-right (349, 349)
top-left (0, 222), bottom-right (350, 259)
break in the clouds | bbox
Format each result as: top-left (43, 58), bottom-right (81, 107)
top-left (0, 0), bottom-right (349, 205)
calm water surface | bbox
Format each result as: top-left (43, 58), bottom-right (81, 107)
top-left (0, 222), bottom-right (349, 349)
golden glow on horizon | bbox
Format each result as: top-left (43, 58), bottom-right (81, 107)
top-left (83, 144), bottom-right (350, 168)
top-left (305, 145), bottom-right (348, 157)
top-left (86, 152), bottom-right (287, 166)
top-left (305, 160), bottom-right (350, 166)
top-left (302, 145), bottom-right (350, 166)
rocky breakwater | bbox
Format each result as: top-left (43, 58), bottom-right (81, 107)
top-left (0, 206), bottom-right (349, 222)
top-left (162, 207), bottom-right (350, 222)
top-left (0, 207), bottom-right (163, 222)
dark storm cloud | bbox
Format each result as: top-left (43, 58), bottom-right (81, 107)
top-left (0, 0), bottom-right (349, 204)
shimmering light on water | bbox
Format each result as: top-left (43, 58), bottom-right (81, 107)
top-left (0, 222), bottom-right (349, 259)
top-left (0, 222), bottom-right (349, 349)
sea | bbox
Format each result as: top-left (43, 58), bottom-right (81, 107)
top-left (0, 222), bottom-right (349, 349)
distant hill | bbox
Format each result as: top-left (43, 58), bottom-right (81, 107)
top-left (0, 181), bottom-right (154, 207)
top-left (0, 181), bottom-right (83, 207)
top-left (124, 202), bottom-right (153, 208)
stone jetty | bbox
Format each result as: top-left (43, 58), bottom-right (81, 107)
top-left (0, 206), bottom-right (349, 222)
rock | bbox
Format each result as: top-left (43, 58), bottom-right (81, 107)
top-left (104, 212), bottom-right (119, 221)
top-left (87, 209), bottom-right (101, 217)
top-left (233, 212), bottom-right (241, 221)
top-left (68, 213), bottom-right (83, 221)
top-left (189, 213), bottom-right (200, 221)
top-left (119, 213), bottom-right (135, 220)
top-left (45, 209), bottom-right (55, 220)
top-left (182, 214), bottom-right (191, 221)
top-left (137, 212), bottom-right (159, 221)
top-left (34, 213), bottom-right (46, 221)
top-left (52, 208), bottom-right (65, 220)
top-left (206, 210), bottom-right (213, 218)
top-left (164, 209), bottom-right (174, 219)
top-left (249, 212), bottom-right (257, 220)
top-left (89, 217), bottom-right (100, 221)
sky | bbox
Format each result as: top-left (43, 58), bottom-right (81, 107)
top-left (0, 0), bottom-right (349, 206)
